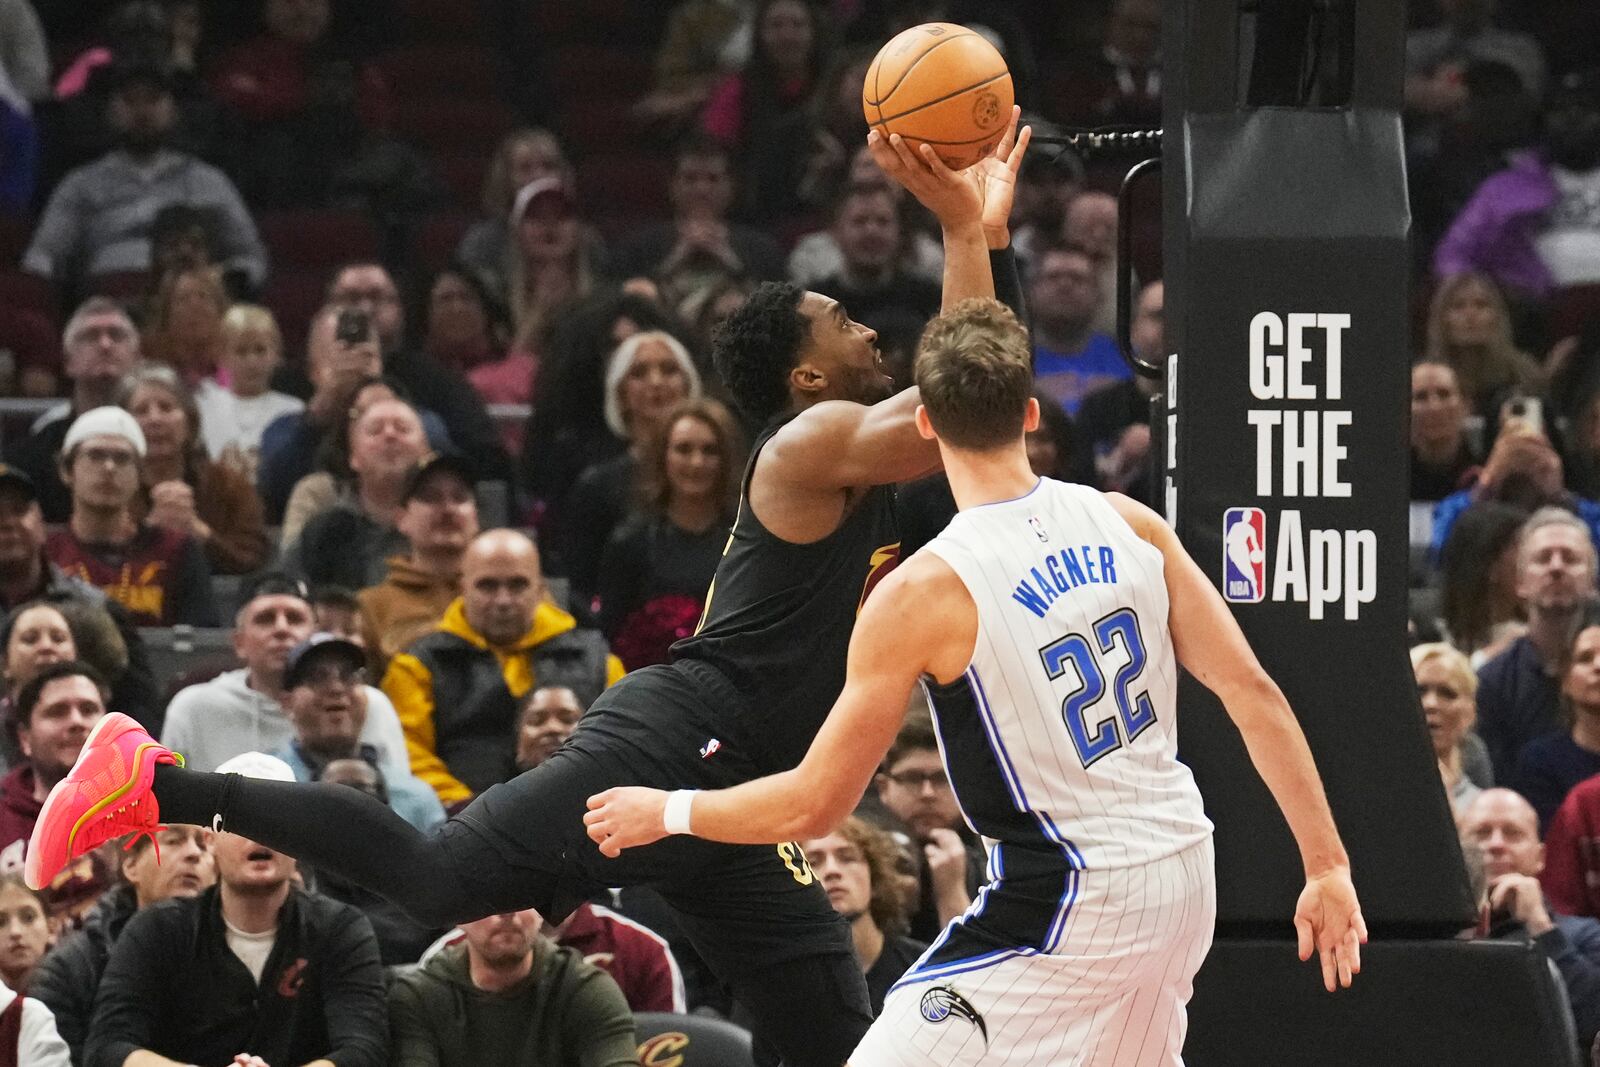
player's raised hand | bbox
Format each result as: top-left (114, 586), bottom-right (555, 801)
top-left (1294, 866), bottom-right (1367, 992)
top-left (972, 106), bottom-right (1031, 248)
top-left (584, 787), bottom-right (671, 858)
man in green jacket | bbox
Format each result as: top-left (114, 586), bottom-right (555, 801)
top-left (389, 908), bottom-right (637, 1067)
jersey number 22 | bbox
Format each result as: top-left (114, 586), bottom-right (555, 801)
top-left (1039, 607), bottom-right (1156, 767)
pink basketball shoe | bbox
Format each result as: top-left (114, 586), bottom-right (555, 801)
top-left (25, 712), bottom-right (181, 891)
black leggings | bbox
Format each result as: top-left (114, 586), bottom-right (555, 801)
top-left (153, 756), bottom-right (874, 1067)
top-left (155, 764), bottom-right (490, 928)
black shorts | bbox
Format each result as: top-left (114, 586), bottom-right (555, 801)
top-left (442, 659), bottom-right (872, 1067)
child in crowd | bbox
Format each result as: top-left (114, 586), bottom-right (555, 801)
top-left (196, 305), bottom-right (305, 481)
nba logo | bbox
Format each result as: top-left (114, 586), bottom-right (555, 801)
top-left (1222, 507), bottom-right (1266, 603)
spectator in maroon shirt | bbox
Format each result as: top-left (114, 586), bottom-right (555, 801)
top-left (0, 662), bottom-right (112, 926)
top-left (44, 407), bottom-right (215, 628)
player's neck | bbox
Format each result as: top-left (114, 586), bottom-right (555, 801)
top-left (942, 446), bottom-right (1040, 511)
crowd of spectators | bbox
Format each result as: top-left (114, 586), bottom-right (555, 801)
top-left (0, 0), bottom-right (1598, 1061)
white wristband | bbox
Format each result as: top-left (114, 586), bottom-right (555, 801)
top-left (662, 790), bottom-right (698, 836)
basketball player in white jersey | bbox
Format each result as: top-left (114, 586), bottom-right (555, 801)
top-left (585, 298), bottom-right (1366, 1065)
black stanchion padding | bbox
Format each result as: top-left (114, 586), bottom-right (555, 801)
top-left (1160, 0), bottom-right (1473, 932)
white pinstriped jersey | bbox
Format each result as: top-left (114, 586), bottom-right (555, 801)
top-left (920, 478), bottom-right (1212, 871)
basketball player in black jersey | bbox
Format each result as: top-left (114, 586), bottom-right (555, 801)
top-left (27, 115), bottom-right (1032, 1067)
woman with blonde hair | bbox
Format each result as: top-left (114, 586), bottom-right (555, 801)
top-left (1410, 642), bottom-right (1493, 812)
top-left (503, 176), bottom-right (598, 354)
top-left (140, 265), bottom-right (231, 390)
top-left (1424, 271), bottom-right (1543, 420)
top-left (457, 128), bottom-right (574, 281)
top-left (195, 304), bottom-right (304, 479)
top-left (564, 330), bottom-right (701, 607)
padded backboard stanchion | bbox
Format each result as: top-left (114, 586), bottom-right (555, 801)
top-left (1161, 0), bottom-right (1474, 934)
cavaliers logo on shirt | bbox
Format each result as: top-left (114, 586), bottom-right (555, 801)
top-left (857, 542), bottom-right (902, 614)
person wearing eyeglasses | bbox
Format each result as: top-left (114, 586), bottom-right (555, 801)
top-left (162, 574), bottom-right (412, 777)
top-left (872, 714), bottom-right (985, 942)
top-left (274, 634), bottom-right (444, 834)
top-left (44, 407), bottom-right (216, 627)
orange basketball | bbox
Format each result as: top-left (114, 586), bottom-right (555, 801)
top-left (862, 22), bottom-right (1013, 170)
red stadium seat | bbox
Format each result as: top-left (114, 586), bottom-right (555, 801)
top-left (262, 269), bottom-right (331, 356)
top-left (576, 152), bottom-right (671, 224)
top-left (85, 270), bottom-right (149, 301)
top-left (436, 152), bottom-right (490, 212)
top-left (1550, 284), bottom-right (1600, 344)
top-left (0, 305), bottom-right (62, 373)
top-left (394, 98), bottom-right (519, 156)
top-left (412, 212), bottom-right (475, 273)
top-left (257, 209), bottom-right (380, 272)
top-left (400, 0), bottom-right (484, 41)
top-left (0, 215), bottom-right (32, 266)
top-left (559, 98), bottom-right (641, 156)
top-left (0, 270), bottom-right (54, 323)
top-left (551, 45), bottom-right (652, 100)
top-left (376, 44), bottom-right (500, 101)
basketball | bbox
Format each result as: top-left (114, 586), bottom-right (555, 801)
top-left (862, 22), bottom-right (1014, 170)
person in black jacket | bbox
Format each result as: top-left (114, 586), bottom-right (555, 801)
top-left (84, 753), bottom-right (385, 1067)
top-left (30, 825), bottom-right (213, 1066)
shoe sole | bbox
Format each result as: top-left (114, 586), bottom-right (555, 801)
top-left (25, 713), bottom-right (141, 891)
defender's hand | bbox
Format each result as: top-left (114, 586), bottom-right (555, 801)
top-left (585, 787), bottom-right (671, 858)
top-left (1294, 866), bottom-right (1367, 991)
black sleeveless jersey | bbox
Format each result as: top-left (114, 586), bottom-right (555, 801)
top-left (671, 419), bottom-right (901, 773)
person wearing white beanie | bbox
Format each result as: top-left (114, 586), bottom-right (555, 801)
top-left (44, 405), bottom-right (218, 627)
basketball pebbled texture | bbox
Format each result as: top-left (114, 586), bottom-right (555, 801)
top-left (863, 22), bottom-right (1014, 169)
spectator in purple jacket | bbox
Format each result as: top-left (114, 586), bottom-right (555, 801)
top-left (1434, 68), bottom-right (1600, 301)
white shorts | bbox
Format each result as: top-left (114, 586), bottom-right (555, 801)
top-left (851, 837), bottom-right (1216, 1067)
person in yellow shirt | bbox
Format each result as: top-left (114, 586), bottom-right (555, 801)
top-left (383, 529), bottom-right (624, 807)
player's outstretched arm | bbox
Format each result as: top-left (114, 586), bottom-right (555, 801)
top-left (584, 556), bottom-right (970, 852)
top-left (1107, 492), bottom-right (1368, 993)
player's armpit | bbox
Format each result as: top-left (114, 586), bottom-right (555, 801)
top-left (764, 388), bottom-right (941, 494)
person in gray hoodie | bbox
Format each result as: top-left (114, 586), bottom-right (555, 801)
top-left (160, 574), bottom-right (408, 774)
top-left (389, 908), bottom-right (637, 1067)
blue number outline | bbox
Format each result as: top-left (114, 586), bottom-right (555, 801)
top-left (1040, 634), bottom-right (1114, 765)
top-left (1037, 608), bottom-right (1155, 767)
top-left (1095, 609), bottom-right (1157, 742)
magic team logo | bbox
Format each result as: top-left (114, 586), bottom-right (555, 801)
top-left (1222, 507), bottom-right (1266, 603)
top-left (920, 986), bottom-right (988, 1045)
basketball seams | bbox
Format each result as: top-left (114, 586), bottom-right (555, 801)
top-left (862, 29), bottom-right (977, 107)
top-left (874, 69), bottom-right (1011, 127)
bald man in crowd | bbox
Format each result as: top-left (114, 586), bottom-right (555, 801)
top-left (382, 530), bottom-right (625, 809)
top-left (1462, 788), bottom-right (1600, 1053)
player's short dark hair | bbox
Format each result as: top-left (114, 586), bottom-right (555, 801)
top-left (16, 660), bottom-right (109, 728)
top-left (712, 282), bottom-right (808, 426)
top-left (883, 712), bottom-right (939, 772)
top-left (915, 298), bottom-right (1034, 452)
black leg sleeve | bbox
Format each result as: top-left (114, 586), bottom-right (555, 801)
top-left (153, 764), bottom-right (486, 928)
